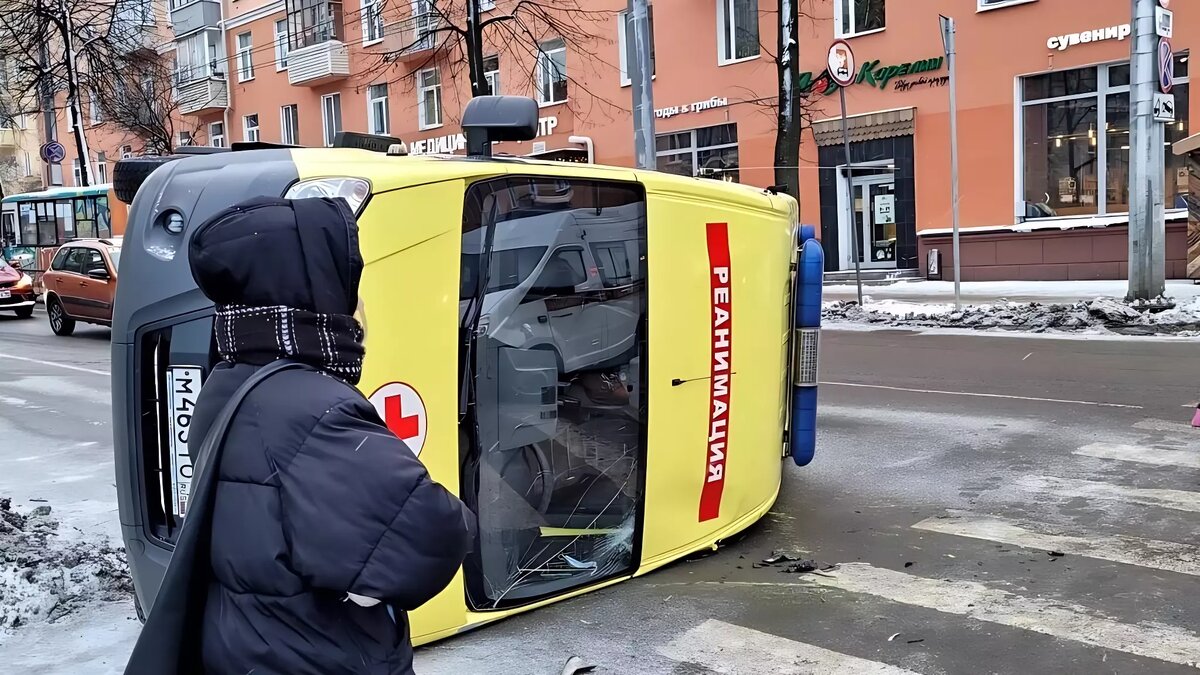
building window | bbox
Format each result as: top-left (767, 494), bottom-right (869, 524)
top-left (275, 19), bottom-right (290, 70)
top-left (1021, 58), bottom-right (1190, 220)
top-left (479, 0), bottom-right (495, 9)
top-left (717, 0), bottom-right (759, 63)
top-left (121, 144), bottom-right (133, 158)
top-left (418, 68), bottom-right (442, 129)
top-left (618, 4), bottom-right (655, 86)
top-left (95, 152), bottom-right (107, 183)
top-left (23, 151), bottom-right (32, 176)
top-left (287, 0), bottom-right (344, 50)
top-left (655, 123), bottom-right (740, 182)
top-left (179, 130), bottom-right (193, 147)
top-left (281, 104), bottom-right (299, 144)
top-left (209, 121), bottom-right (225, 148)
top-left (243, 114), bottom-right (260, 142)
top-left (484, 55), bottom-right (500, 95)
top-left (536, 38), bottom-right (567, 106)
top-left (367, 83), bottom-right (389, 135)
top-left (322, 93), bottom-right (342, 146)
top-left (361, 0), bottom-right (384, 45)
top-left (89, 91), bottom-right (102, 124)
top-left (236, 32), bottom-right (254, 82)
top-left (72, 159), bottom-right (81, 186)
top-left (835, 0), bottom-right (885, 38)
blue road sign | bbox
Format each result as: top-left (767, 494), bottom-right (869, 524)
top-left (39, 141), bottom-right (65, 164)
top-left (1160, 38), bottom-right (1174, 93)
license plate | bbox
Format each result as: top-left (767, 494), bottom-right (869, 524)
top-left (166, 366), bottom-right (203, 518)
top-left (0, 290), bottom-right (9, 299)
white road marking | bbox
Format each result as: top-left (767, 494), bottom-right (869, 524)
top-left (803, 563), bottom-right (1200, 668)
top-left (912, 514), bottom-right (1200, 577)
top-left (657, 619), bottom-right (919, 675)
top-left (2, 354), bottom-right (109, 376)
top-left (1133, 418), bottom-right (1200, 435)
top-left (820, 381), bottom-right (1141, 409)
top-left (1075, 442), bottom-right (1200, 470)
top-left (1022, 352), bottom-right (1033, 361)
top-left (1016, 475), bottom-right (1200, 513)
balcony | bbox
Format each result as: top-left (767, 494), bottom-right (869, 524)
top-left (287, 35), bottom-right (350, 87)
top-left (174, 64), bottom-right (228, 115)
top-left (0, 127), bottom-right (18, 148)
top-left (382, 12), bottom-right (440, 62)
top-left (169, 0), bottom-right (221, 37)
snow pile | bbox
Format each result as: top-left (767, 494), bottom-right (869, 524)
top-left (823, 295), bottom-right (1200, 336)
top-left (0, 497), bottom-right (132, 633)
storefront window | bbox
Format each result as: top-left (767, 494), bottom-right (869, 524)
top-left (1022, 57), bottom-right (1189, 219)
top-left (655, 123), bottom-right (739, 182)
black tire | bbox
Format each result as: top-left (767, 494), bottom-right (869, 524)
top-left (47, 297), bottom-right (75, 336)
top-left (14, 306), bottom-right (33, 319)
top-left (113, 155), bottom-right (185, 205)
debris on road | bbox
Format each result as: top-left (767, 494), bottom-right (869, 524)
top-left (888, 633), bottom-right (901, 642)
top-left (1048, 551), bottom-right (1066, 558)
top-left (822, 296), bottom-right (1200, 336)
top-left (0, 497), bottom-right (132, 633)
top-left (561, 655), bottom-right (596, 675)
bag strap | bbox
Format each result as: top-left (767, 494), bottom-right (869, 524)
top-left (189, 359), bottom-right (307, 490)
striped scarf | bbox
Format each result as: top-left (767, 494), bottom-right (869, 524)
top-left (214, 304), bottom-right (365, 384)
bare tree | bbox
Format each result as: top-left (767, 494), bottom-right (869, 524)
top-left (365, 0), bottom-right (622, 125)
top-left (84, 47), bottom-right (197, 156)
top-left (0, 0), bottom-right (180, 183)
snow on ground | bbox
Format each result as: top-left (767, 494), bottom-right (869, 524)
top-left (0, 498), bottom-right (133, 638)
top-left (824, 279), bottom-right (1200, 303)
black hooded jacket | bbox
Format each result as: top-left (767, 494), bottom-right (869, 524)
top-left (184, 196), bottom-right (472, 675)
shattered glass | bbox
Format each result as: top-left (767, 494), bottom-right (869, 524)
top-left (459, 176), bottom-right (647, 609)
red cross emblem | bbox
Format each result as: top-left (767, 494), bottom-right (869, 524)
top-left (368, 382), bottom-right (427, 455)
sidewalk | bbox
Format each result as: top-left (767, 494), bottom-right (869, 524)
top-left (824, 279), bottom-right (1200, 306)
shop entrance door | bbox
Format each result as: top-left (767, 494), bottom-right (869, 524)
top-left (849, 175), bottom-right (898, 269)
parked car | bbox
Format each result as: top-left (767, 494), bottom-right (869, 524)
top-left (0, 257), bottom-right (35, 318)
top-left (41, 238), bottom-right (121, 335)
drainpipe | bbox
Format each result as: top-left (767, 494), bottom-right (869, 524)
top-left (568, 135), bottom-right (593, 164)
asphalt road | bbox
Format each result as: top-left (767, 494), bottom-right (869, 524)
top-left (2, 314), bottom-right (1200, 674)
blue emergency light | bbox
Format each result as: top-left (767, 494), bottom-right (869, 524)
top-left (789, 224), bottom-right (823, 466)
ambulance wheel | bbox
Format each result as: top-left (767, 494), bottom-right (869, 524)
top-left (14, 306), bottom-right (33, 319)
top-left (48, 297), bottom-right (75, 336)
top-left (113, 155), bottom-right (185, 205)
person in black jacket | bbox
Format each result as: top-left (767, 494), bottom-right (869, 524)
top-left (184, 195), bottom-right (473, 674)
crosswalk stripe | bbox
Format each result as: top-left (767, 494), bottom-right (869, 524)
top-left (1016, 475), bottom-right (1200, 513)
top-left (1133, 418), bottom-right (1200, 435)
top-left (803, 563), bottom-right (1200, 668)
top-left (1074, 442), bottom-right (1200, 469)
top-left (657, 619), bottom-right (920, 675)
top-left (912, 514), bottom-right (1200, 577)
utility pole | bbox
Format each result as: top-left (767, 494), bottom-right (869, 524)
top-left (1127, 0), bottom-right (1165, 301)
top-left (940, 15), bottom-right (962, 309)
top-left (38, 36), bottom-right (56, 186)
top-left (627, 0), bottom-right (654, 170)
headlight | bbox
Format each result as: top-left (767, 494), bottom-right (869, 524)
top-left (284, 177), bottom-right (371, 214)
top-left (15, 274), bottom-right (32, 291)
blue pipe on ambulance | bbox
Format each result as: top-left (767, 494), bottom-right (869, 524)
top-left (789, 224), bottom-right (823, 466)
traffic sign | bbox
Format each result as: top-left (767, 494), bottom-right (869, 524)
top-left (1160, 38), bottom-right (1174, 93)
top-left (1153, 92), bottom-right (1176, 122)
top-left (827, 40), bottom-right (856, 87)
top-left (368, 382), bottom-right (427, 455)
top-left (1156, 6), bottom-right (1173, 38)
top-left (39, 141), bottom-right (65, 164)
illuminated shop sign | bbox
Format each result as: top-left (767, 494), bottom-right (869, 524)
top-left (1046, 24), bottom-right (1132, 52)
top-left (799, 55), bottom-right (946, 95)
top-left (409, 116), bottom-right (560, 155)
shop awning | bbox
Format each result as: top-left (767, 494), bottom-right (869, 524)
top-left (811, 107), bottom-right (916, 147)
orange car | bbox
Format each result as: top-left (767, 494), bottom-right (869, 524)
top-left (42, 238), bottom-right (121, 336)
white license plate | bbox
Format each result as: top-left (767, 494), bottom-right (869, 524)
top-left (0, 290), bottom-right (9, 299)
top-left (166, 366), bottom-right (203, 518)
